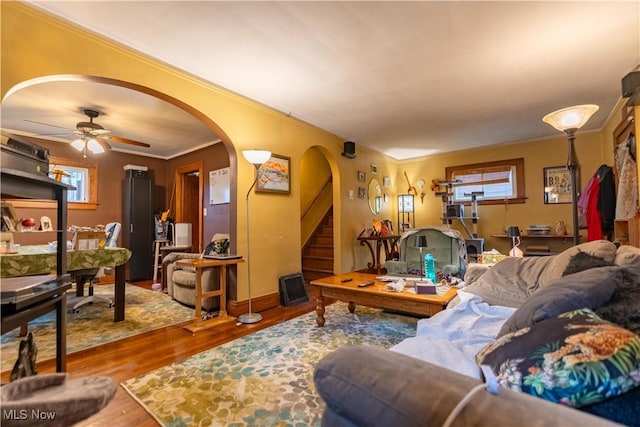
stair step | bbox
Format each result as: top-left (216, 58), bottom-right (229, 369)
top-left (302, 268), bottom-right (334, 282)
top-left (303, 256), bottom-right (333, 270)
top-left (313, 236), bottom-right (333, 245)
top-left (305, 245), bottom-right (333, 257)
top-left (322, 225), bottom-right (333, 234)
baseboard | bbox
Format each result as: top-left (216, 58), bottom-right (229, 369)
top-left (227, 292), bottom-right (280, 317)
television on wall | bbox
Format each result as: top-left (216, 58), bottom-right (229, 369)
top-left (279, 272), bottom-right (309, 307)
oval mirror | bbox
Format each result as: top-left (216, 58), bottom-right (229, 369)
top-left (368, 178), bottom-right (382, 215)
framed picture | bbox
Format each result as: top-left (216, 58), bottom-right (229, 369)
top-left (543, 166), bottom-right (573, 204)
top-left (358, 187), bottom-right (366, 199)
top-left (357, 170), bottom-right (366, 182)
top-left (383, 176), bottom-right (391, 187)
top-left (371, 164), bottom-right (378, 174)
top-left (256, 154), bottom-right (290, 194)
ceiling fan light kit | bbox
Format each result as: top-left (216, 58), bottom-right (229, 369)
top-left (23, 107), bottom-right (151, 155)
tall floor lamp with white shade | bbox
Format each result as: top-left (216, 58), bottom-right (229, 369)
top-left (238, 149), bottom-right (272, 324)
top-left (542, 104), bottom-right (599, 246)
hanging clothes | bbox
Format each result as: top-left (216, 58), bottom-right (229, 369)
top-left (583, 164), bottom-right (616, 241)
top-left (577, 174), bottom-right (597, 229)
top-left (586, 176), bottom-right (603, 241)
top-left (615, 133), bottom-right (639, 220)
top-left (596, 165), bottom-right (615, 240)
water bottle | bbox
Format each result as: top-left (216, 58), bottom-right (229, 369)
top-left (424, 253), bottom-right (436, 283)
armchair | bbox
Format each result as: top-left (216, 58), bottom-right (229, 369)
top-left (384, 227), bottom-right (467, 278)
top-left (163, 233), bottom-right (230, 311)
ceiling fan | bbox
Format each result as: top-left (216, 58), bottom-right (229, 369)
top-left (25, 108), bottom-right (151, 156)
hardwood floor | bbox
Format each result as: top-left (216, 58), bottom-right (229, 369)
top-left (1, 281), bottom-right (318, 426)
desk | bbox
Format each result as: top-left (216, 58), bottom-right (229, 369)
top-left (357, 235), bottom-right (400, 274)
top-left (1, 275), bottom-right (71, 372)
top-left (1, 246), bottom-right (132, 322)
top-left (176, 257), bottom-right (244, 333)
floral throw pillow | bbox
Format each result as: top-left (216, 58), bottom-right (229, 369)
top-left (477, 309), bottom-right (640, 408)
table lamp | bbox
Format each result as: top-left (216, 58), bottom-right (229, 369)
top-left (506, 226), bottom-right (522, 257)
top-left (415, 235), bottom-right (428, 278)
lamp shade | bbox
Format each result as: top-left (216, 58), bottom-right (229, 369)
top-left (86, 138), bottom-right (105, 154)
top-left (542, 104), bottom-right (599, 132)
top-left (70, 138), bottom-right (86, 151)
top-left (243, 149), bottom-right (272, 165)
top-left (506, 226), bottom-right (520, 238)
top-left (398, 194), bottom-right (414, 213)
top-left (415, 235), bottom-right (428, 248)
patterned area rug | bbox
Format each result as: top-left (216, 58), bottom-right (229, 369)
top-left (1, 284), bottom-right (194, 372)
top-left (122, 303), bottom-right (418, 426)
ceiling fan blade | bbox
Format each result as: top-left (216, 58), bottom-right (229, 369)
top-left (23, 119), bottom-right (72, 130)
top-left (96, 137), bottom-right (112, 151)
top-left (106, 135), bottom-right (151, 148)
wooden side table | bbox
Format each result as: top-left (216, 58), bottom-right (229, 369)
top-left (357, 235), bottom-right (400, 274)
top-left (176, 257), bottom-right (244, 333)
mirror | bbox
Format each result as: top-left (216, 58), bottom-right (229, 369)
top-left (368, 178), bottom-right (382, 215)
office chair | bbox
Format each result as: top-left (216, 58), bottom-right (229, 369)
top-left (71, 222), bottom-right (121, 313)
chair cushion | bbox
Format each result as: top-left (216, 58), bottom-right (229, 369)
top-left (172, 269), bottom-right (197, 287)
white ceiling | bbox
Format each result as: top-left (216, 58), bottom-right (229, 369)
top-left (2, 1), bottom-right (639, 160)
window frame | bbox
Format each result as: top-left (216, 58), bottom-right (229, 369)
top-left (8, 156), bottom-right (99, 210)
top-left (445, 158), bottom-right (526, 205)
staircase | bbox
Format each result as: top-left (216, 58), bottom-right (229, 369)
top-left (302, 208), bottom-right (334, 283)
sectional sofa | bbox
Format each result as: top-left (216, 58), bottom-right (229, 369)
top-left (314, 240), bottom-right (640, 426)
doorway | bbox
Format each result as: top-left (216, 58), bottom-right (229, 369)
top-left (175, 161), bottom-right (204, 252)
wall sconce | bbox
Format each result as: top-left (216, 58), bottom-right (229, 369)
top-left (542, 104), bottom-right (599, 246)
top-left (416, 179), bottom-right (426, 204)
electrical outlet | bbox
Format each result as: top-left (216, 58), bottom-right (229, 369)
top-left (203, 208), bottom-right (207, 216)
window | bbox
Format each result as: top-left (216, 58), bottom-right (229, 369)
top-left (445, 158), bottom-right (526, 205)
top-left (8, 156), bottom-right (98, 210)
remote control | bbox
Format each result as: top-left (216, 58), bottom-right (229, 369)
top-left (358, 281), bottom-right (375, 287)
top-left (341, 278), bottom-right (353, 282)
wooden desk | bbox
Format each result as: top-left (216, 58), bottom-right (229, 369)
top-left (176, 257), bottom-right (244, 333)
top-left (1, 275), bottom-right (71, 372)
top-left (357, 235), bottom-right (400, 274)
top-left (310, 272), bottom-right (457, 327)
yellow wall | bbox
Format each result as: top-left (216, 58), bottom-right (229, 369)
top-left (400, 130), bottom-right (609, 255)
top-left (0, 3), bottom-right (393, 299)
top-left (2, 3), bottom-right (626, 300)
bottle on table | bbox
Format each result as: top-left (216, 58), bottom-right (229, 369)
top-left (424, 253), bottom-right (436, 283)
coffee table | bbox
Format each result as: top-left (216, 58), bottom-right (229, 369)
top-left (309, 272), bottom-right (457, 327)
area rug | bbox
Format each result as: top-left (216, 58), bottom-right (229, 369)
top-left (122, 303), bottom-right (418, 426)
top-left (1, 284), bottom-right (194, 372)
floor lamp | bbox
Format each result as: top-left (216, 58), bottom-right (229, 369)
top-left (238, 149), bottom-right (272, 324)
top-left (543, 104), bottom-right (599, 246)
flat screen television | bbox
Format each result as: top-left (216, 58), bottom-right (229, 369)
top-left (279, 272), bottom-right (308, 307)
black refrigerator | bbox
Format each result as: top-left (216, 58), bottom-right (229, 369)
top-left (122, 169), bottom-right (154, 281)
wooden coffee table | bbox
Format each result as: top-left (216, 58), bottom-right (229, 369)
top-left (309, 272), bottom-right (457, 327)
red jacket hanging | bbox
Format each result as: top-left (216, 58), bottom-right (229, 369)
top-left (586, 178), bottom-right (603, 241)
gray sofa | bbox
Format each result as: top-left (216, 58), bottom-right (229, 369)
top-left (314, 241), bottom-right (640, 426)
